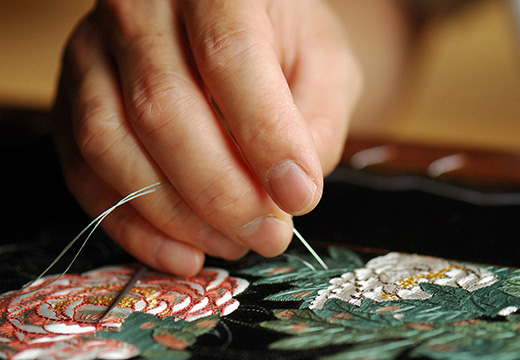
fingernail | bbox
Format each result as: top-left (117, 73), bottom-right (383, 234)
top-left (267, 161), bottom-right (317, 214)
top-left (198, 224), bottom-right (249, 259)
top-left (235, 216), bottom-right (292, 257)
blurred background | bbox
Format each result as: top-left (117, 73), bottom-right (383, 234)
top-left (1, 0), bottom-right (519, 151)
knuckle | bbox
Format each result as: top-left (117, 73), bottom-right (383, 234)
top-left (240, 104), bottom-right (293, 146)
top-left (63, 18), bottom-right (97, 71)
top-left (126, 62), bottom-right (194, 136)
top-left (110, 212), bottom-right (154, 257)
top-left (192, 171), bottom-right (251, 221)
top-left (127, 76), bottom-right (179, 136)
top-left (74, 93), bottom-right (120, 163)
top-left (124, 32), bottom-right (166, 59)
top-left (146, 194), bottom-right (194, 237)
top-left (65, 23), bottom-right (87, 56)
top-left (95, 0), bottom-right (171, 45)
top-left (194, 22), bottom-right (263, 77)
top-left (127, 88), bottom-right (168, 136)
top-left (95, 0), bottom-right (132, 34)
top-left (96, 0), bottom-right (125, 15)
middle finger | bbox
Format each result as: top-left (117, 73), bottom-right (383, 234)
top-left (99, 0), bottom-right (294, 256)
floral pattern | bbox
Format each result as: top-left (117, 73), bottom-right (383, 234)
top-left (241, 248), bottom-right (520, 359)
top-left (3, 248), bottom-right (520, 359)
top-left (310, 252), bottom-right (498, 309)
top-left (0, 264), bottom-right (249, 360)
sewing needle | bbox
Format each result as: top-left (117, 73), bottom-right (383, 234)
top-left (99, 264), bottom-right (148, 322)
top-left (293, 228), bottom-right (328, 270)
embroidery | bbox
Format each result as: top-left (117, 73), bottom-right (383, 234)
top-left (2, 247), bottom-right (520, 359)
top-left (310, 252), bottom-right (498, 309)
top-left (242, 248), bottom-right (520, 359)
top-left (97, 312), bottom-right (219, 359)
top-left (262, 306), bottom-right (520, 359)
top-left (239, 246), bottom-right (364, 308)
top-left (0, 264), bottom-right (248, 359)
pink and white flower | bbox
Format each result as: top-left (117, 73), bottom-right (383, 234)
top-left (0, 264), bottom-right (249, 359)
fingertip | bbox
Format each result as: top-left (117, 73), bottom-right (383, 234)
top-left (235, 215), bottom-right (293, 257)
top-left (152, 237), bottom-right (205, 277)
top-left (198, 224), bottom-right (250, 260)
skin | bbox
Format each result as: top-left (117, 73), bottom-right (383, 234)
top-left (52, 0), bottom-right (365, 277)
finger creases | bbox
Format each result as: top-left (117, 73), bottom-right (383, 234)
top-left (99, 0), bottom-right (294, 257)
top-left (180, 0), bottom-right (324, 216)
top-left (58, 11), bottom-right (252, 264)
top-left (52, 127), bottom-right (205, 277)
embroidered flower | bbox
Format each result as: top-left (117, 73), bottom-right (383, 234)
top-left (5, 337), bottom-right (139, 360)
top-left (310, 252), bottom-right (497, 309)
top-left (0, 264), bottom-right (249, 359)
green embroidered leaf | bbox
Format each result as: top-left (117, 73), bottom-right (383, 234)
top-left (264, 308), bottom-right (415, 351)
top-left (265, 287), bottom-right (321, 302)
top-left (324, 246), bottom-right (365, 269)
top-left (139, 349), bottom-right (190, 360)
top-left (237, 247), bottom-right (367, 309)
top-left (272, 308), bottom-right (327, 323)
top-left (152, 328), bottom-right (195, 351)
top-left (98, 312), bottom-right (219, 359)
top-left (315, 298), bottom-right (408, 329)
top-left (264, 306), bottom-right (520, 359)
top-left (97, 312), bottom-right (183, 352)
top-left (253, 268), bottom-right (344, 286)
top-left (239, 247), bottom-right (362, 282)
top-left (321, 339), bottom-right (416, 360)
top-left (408, 317), bottom-right (520, 360)
top-left (263, 324), bottom-right (346, 350)
top-left (265, 309), bottom-right (342, 336)
top-left (152, 314), bottom-right (218, 351)
top-left (497, 266), bottom-right (520, 298)
top-left (179, 315), bottom-right (219, 336)
top-left (416, 282), bottom-right (520, 321)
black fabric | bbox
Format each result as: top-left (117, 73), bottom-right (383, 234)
top-left (295, 168), bottom-right (520, 268)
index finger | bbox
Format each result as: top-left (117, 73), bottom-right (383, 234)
top-left (181, 0), bottom-right (323, 216)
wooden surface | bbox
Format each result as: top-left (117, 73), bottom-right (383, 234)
top-left (0, 0), bottom-right (519, 153)
top-left (341, 136), bottom-right (520, 189)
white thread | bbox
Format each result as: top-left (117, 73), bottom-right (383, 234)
top-left (293, 228), bottom-right (328, 270)
top-left (17, 182), bottom-right (171, 296)
top-left (282, 254), bottom-right (317, 272)
top-left (15, 183), bottom-right (328, 297)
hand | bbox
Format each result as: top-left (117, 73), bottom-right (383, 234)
top-left (52, 0), bottom-right (362, 276)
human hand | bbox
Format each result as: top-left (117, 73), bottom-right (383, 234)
top-left (52, 0), bottom-right (362, 276)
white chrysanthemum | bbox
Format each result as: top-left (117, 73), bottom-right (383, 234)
top-left (310, 252), bottom-right (497, 310)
